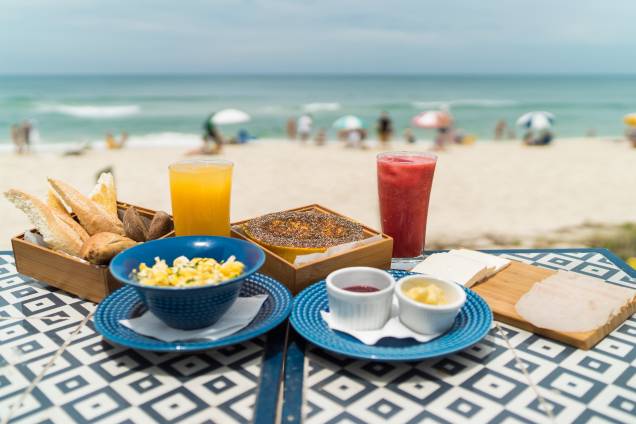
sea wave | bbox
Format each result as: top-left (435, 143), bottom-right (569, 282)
top-left (302, 102), bottom-right (341, 112)
top-left (412, 99), bottom-right (518, 110)
top-left (0, 132), bottom-right (203, 153)
top-left (258, 105), bottom-right (290, 115)
top-left (36, 103), bottom-right (141, 118)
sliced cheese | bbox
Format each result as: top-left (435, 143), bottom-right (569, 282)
top-left (516, 282), bottom-right (616, 333)
top-left (542, 271), bottom-right (635, 310)
top-left (515, 270), bottom-right (635, 333)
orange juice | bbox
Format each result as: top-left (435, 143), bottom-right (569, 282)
top-left (169, 160), bottom-right (233, 236)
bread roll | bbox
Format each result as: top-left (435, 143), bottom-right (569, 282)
top-left (89, 172), bottom-right (118, 219)
top-left (147, 211), bottom-right (173, 240)
top-left (4, 189), bottom-right (84, 257)
top-left (80, 232), bottom-right (137, 265)
top-left (48, 178), bottom-right (124, 236)
top-left (123, 207), bottom-right (148, 242)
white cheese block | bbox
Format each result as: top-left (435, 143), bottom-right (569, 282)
top-left (412, 253), bottom-right (487, 287)
top-left (449, 249), bottom-right (511, 273)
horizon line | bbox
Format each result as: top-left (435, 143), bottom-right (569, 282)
top-left (1, 72), bottom-right (636, 78)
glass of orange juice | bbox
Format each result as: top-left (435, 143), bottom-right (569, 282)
top-left (169, 159), bottom-right (233, 236)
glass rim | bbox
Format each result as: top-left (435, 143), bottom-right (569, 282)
top-left (376, 151), bottom-right (438, 160)
top-left (169, 159), bottom-right (233, 170)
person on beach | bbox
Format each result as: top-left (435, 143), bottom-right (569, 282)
top-left (297, 114), bottom-right (313, 142)
top-left (105, 133), bottom-right (116, 149)
top-left (187, 117), bottom-right (223, 155)
top-left (286, 117), bottom-right (297, 140)
top-left (62, 142), bottom-right (91, 156)
top-left (229, 129), bottom-right (255, 144)
top-left (204, 119), bottom-right (224, 153)
top-left (404, 128), bottom-right (416, 144)
top-left (20, 121), bottom-right (32, 153)
top-left (106, 131), bottom-right (128, 149)
top-left (376, 111), bottom-right (393, 145)
top-left (345, 129), bottom-right (360, 148)
top-left (343, 129), bottom-right (368, 149)
top-left (120, 131), bottom-right (129, 148)
top-left (625, 127), bottom-right (636, 148)
top-left (10, 124), bottom-right (25, 154)
top-left (433, 127), bottom-right (452, 151)
top-left (314, 128), bottom-right (327, 146)
top-left (452, 128), bottom-right (465, 144)
top-left (494, 120), bottom-right (507, 140)
top-left (337, 129), bottom-right (348, 142)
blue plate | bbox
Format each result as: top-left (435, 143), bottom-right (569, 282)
top-left (290, 270), bottom-right (492, 361)
top-left (95, 273), bottom-right (292, 352)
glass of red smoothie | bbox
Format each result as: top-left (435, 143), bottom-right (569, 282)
top-left (377, 152), bottom-right (437, 258)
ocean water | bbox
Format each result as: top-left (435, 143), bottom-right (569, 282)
top-left (1, 74), bottom-right (635, 146)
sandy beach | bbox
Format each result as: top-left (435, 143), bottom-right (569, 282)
top-left (1, 138), bottom-right (634, 250)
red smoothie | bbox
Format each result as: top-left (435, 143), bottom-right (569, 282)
top-left (377, 152), bottom-right (437, 257)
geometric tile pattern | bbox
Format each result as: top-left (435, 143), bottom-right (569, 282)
top-left (0, 252), bottom-right (266, 424)
top-left (299, 249), bottom-right (636, 424)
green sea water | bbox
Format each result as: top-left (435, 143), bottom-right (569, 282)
top-left (1, 74), bottom-right (634, 145)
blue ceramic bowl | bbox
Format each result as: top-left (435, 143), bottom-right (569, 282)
top-left (109, 236), bottom-right (266, 330)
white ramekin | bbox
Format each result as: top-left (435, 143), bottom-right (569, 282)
top-left (395, 275), bottom-right (466, 335)
top-left (325, 267), bottom-right (396, 331)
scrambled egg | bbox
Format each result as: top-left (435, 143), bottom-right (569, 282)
top-left (134, 256), bottom-right (245, 287)
top-left (404, 283), bottom-right (447, 305)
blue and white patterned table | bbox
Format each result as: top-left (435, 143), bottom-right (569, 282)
top-left (2, 249), bottom-right (635, 423)
top-left (281, 249), bottom-right (636, 424)
top-left (0, 252), bottom-right (285, 424)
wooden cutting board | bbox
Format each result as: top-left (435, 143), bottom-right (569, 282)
top-left (472, 260), bottom-right (636, 349)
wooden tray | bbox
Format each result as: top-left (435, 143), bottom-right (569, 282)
top-left (472, 260), bottom-right (636, 349)
top-left (11, 201), bottom-right (173, 303)
top-left (232, 204), bottom-right (393, 294)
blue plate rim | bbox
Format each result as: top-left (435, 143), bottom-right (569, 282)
top-left (290, 270), bottom-right (493, 361)
top-left (94, 272), bottom-right (292, 352)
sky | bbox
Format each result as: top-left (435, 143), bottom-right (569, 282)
top-left (2, 0), bottom-right (636, 75)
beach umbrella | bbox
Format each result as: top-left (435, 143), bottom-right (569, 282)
top-left (332, 115), bottom-right (365, 130)
top-left (624, 113), bottom-right (636, 126)
top-left (516, 111), bottom-right (555, 130)
top-left (411, 111), bottom-right (453, 129)
top-left (211, 109), bottom-right (251, 125)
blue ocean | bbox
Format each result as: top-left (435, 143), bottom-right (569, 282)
top-left (1, 74), bottom-right (635, 145)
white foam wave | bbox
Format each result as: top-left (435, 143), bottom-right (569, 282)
top-left (37, 103), bottom-right (141, 118)
top-left (259, 105), bottom-right (288, 115)
top-left (125, 132), bottom-right (202, 148)
top-left (0, 132), bottom-right (202, 154)
top-left (302, 102), bottom-right (341, 112)
top-left (412, 99), bottom-right (518, 110)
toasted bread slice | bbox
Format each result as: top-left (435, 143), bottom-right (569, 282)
top-left (48, 178), bottom-right (124, 236)
top-left (47, 189), bottom-right (89, 242)
top-left (89, 172), bottom-right (118, 219)
top-left (4, 189), bottom-right (84, 256)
